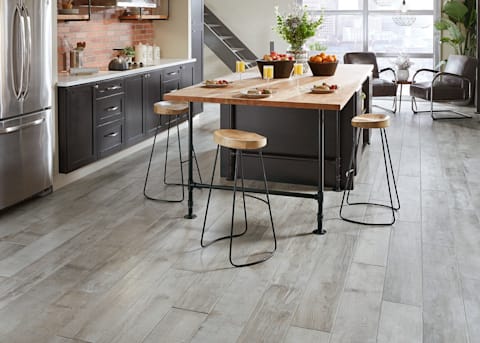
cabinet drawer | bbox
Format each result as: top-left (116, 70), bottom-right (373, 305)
top-left (94, 79), bottom-right (124, 99)
top-left (163, 79), bottom-right (181, 95)
top-left (96, 120), bottom-right (123, 158)
top-left (163, 66), bottom-right (181, 82)
top-left (96, 95), bottom-right (123, 124)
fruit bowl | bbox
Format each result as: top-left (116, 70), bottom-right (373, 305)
top-left (308, 61), bottom-right (338, 76)
top-left (256, 59), bottom-right (295, 79)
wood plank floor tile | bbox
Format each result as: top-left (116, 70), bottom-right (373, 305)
top-left (423, 243), bottom-right (469, 343)
top-left (291, 233), bottom-right (356, 332)
top-left (329, 263), bottom-right (385, 343)
top-left (377, 301), bottom-right (422, 343)
top-left (236, 284), bottom-right (301, 343)
top-left (142, 308), bottom-right (207, 343)
top-left (383, 220), bottom-right (422, 306)
top-left (462, 277), bottom-right (480, 343)
top-left (283, 326), bottom-right (330, 343)
top-left (0, 241), bottom-right (24, 261)
top-left (353, 227), bottom-right (391, 267)
top-left (174, 268), bottom-right (237, 314)
top-left (190, 262), bottom-right (278, 343)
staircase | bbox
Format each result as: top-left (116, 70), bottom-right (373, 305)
top-left (204, 6), bottom-right (258, 72)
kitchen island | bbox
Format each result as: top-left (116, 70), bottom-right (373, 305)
top-left (165, 63), bottom-right (373, 233)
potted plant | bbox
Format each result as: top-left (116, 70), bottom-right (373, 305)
top-left (392, 54), bottom-right (413, 81)
top-left (274, 4), bottom-right (323, 57)
top-left (434, 0), bottom-right (476, 57)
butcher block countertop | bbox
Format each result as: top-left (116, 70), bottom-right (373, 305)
top-left (164, 64), bottom-right (373, 111)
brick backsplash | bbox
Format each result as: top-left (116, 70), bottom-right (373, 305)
top-left (57, 8), bottom-right (154, 71)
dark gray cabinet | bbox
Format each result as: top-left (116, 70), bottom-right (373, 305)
top-left (58, 62), bottom-right (195, 173)
top-left (94, 79), bottom-right (125, 158)
top-left (124, 69), bottom-right (163, 144)
top-left (58, 84), bottom-right (95, 173)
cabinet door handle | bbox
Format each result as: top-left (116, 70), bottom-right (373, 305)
top-left (144, 74), bottom-right (151, 79)
top-left (106, 106), bottom-right (119, 112)
top-left (167, 71), bottom-right (178, 76)
top-left (104, 132), bottom-right (119, 137)
top-left (107, 85), bottom-right (122, 91)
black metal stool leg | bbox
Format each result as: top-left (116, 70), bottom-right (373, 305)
top-left (202, 147), bottom-right (276, 267)
top-left (144, 115), bottom-right (184, 202)
top-left (382, 128), bottom-right (400, 210)
top-left (229, 150), bottom-right (276, 267)
top-left (144, 116), bottom-right (163, 199)
top-left (259, 151), bottom-right (277, 251)
top-left (340, 127), bottom-right (400, 226)
top-left (201, 146), bottom-right (247, 248)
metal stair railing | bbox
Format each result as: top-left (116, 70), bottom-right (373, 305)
top-left (204, 6), bottom-right (258, 72)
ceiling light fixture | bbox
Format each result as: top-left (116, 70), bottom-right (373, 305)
top-left (374, 0), bottom-right (393, 6)
top-left (392, 0), bottom-right (416, 26)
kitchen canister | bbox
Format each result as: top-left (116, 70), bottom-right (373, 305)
top-left (153, 45), bottom-right (161, 64)
top-left (145, 45), bottom-right (153, 66)
top-left (135, 43), bottom-right (147, 65)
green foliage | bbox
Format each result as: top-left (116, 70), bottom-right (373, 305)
top-left (274, 5), bottom-right (323, 52)
top-left (123, 46), bottom-right (135, 57)
top-left (434, 0), bottom-right (476, 56)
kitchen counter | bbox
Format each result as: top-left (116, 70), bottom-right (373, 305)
top-left (57, 58), bottom-right (196, 87)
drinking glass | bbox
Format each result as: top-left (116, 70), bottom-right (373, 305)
top-left (263, 65), bottom-right (274, 83)
top-left (236, 60), bottom-right (246, 80)
top-left (293, 62), bottom-right (303, 90)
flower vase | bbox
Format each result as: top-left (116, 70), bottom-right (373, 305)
top-left (287, 44), bottom-right (308, 73)
top-left (397, 69), bottom-right (409, 81)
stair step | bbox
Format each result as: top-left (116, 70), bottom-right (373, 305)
top-left (231, 48), bottom-right (245, 52)
top-left (219, 36), bottom-right (233, 40)
top-left (206, 24), bottom-right (222, 28)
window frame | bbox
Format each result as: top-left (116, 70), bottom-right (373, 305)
top-left (300, 0), bottom-right (441, 66)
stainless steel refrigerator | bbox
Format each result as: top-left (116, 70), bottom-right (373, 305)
top-left (0, 0), bottom-right (53, 210)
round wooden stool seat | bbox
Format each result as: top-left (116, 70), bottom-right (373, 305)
top-left (213, 129), bottom-right (267, 150)
top-left (351, 113), bottom-right (390, 129)
top-left (153, 101), bottom-right (189, 116)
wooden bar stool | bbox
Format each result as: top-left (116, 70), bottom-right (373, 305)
top-left (144, 101), bottom-right (202, 202)
top-left (201, 129), bottom-right (277, 267)
top-left (340, 113), bottom-right (400, 225)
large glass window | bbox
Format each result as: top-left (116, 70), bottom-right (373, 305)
top-left (302, 0), bottom-right (437, 73)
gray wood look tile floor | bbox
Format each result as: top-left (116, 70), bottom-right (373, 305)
top-left (0, 99), bottom-right (479, 342)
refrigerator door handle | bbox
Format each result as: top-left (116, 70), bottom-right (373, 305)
top-left (12, 4), bottom-right (25, 100)
top-left (0, 117), bottom-right (45, 135)
top-left (21, 5), bottom-right (32, 100)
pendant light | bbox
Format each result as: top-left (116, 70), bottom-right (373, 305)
top-left (392, 0), bottom-right (416, 26)
top-left (374, 0), bottom-right (393, 6)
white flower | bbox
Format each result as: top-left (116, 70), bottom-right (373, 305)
top-left (392, 55), bottom-right (414, 70)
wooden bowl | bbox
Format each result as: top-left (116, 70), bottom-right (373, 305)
top-left (256, 59), bottom-right (294, 79)
top-left (308, 61), bottom-right (338, 76)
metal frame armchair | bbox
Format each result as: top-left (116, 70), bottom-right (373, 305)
top-left (410, 55), bottom-right (477, 120)
top-left (344, 52), bottom-right (398, 114)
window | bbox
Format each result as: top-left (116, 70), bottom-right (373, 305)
top-left (302, 0), bottom-right (437, 73)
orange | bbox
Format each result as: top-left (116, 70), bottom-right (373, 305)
top-left (319, 52), bottom-right (326, 58)
top-left (314, 56), bottom-right (323, 63)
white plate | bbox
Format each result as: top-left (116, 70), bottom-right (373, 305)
top-left (310, 88), bottom-right (335, 94)
top-left (202, 83), bottom-right (229, 88)
top-left (58, 8), bottom-right (79, 14)
top-left (240, 90), bottom-right (272, 99)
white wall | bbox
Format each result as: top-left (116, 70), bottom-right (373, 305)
top-left (204, 46), bottom-right (232, 80)
top-left (153, 0), bottom-right (190, 58)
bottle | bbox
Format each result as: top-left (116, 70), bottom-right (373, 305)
top-left (145, 44), bottom-right (153, 66)
top-left (135, 43), bottom-right (146, 65)
top-left (153, 45), bottom-right (161, 64)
